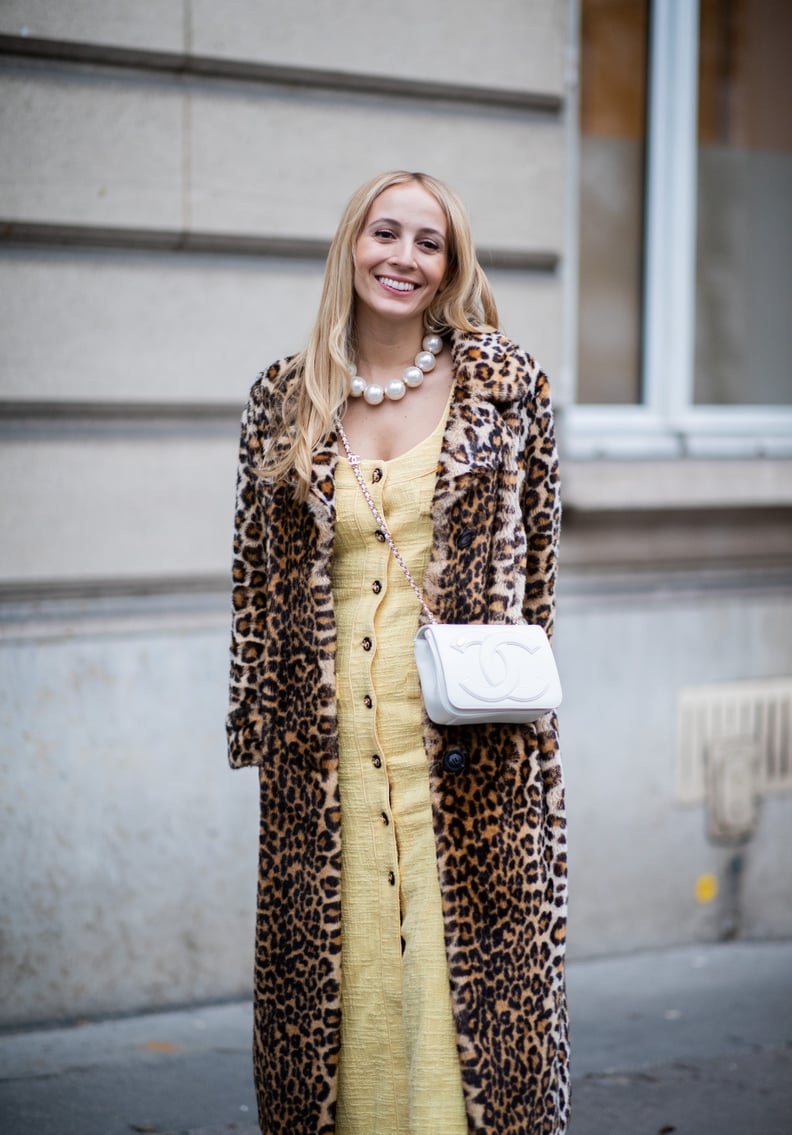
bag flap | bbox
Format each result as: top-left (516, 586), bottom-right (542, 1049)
top-left (416, 624), bottom-right (562, 713)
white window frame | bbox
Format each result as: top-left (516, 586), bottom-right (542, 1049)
top-left (564, 0), bottom-right (792, 460)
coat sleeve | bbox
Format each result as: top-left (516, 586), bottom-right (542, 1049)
top-left (519, 365), bottom-right (561, 641)
top-left (226, 377), bottom-right (271, 769)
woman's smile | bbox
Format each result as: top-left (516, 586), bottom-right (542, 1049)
top-left (376, 275), bottom-right (418, 293)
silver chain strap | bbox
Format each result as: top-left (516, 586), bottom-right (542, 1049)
top-left (336, 421), bottom-right (438, 625)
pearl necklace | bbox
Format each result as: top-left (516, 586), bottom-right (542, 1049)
top-left (349, 334), bottom-right (444, 406)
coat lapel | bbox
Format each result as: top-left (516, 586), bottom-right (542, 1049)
top-left (421, 330), bottom-right (526, 624)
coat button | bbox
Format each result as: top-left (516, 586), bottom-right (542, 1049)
top-left (362, 637), bottom-right (372, 651)
top-left (387, 871), bottom-right (396, 886)
top-left (381, 812), bottom-right (390, 826)
top-left (443, 748), bottom-right (467, 774)
top-left (372, 468), bottom-right (383, 483)
top-left (363, 695), bottom-right (372, 708)
top-left (371, 754), bottom-right (382, 768)
top-left (375, 531), bottom-right (386, 543)
top-left (372, 580), bottom-right (382, 594)
top-left (458, 527), bottom-right (474, 549)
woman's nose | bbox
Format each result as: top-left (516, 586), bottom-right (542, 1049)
top-left (388, 238), bottom-right (416, 267)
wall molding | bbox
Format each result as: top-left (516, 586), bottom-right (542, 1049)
top-left (2, 564), bottom-right (791, 642)
top-left (0, 578), bottom-right (229, 641)
top-left (0, 575), bottom-right (227, 603)
top-left (561, 505), bottom-right (792, 576)
top-left (0, 33), bottom-right (563, 114)
top-left (0, 220), bottom-right (559, 273)
top-left (0, 399), bottom-right (241, 442)
top-left (559, 563), bottom-right (792, 607)
top-left (0, 400), bottom-right (240, 420)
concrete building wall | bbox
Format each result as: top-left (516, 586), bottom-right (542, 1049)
top-left (0, 604), bottom-right (255, 1024)
top-left (557, 575), bottom-right (792, 956)
top-left (1, 1), bottom-right (791, 1029)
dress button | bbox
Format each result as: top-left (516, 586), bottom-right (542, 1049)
top-left (363, 695), bottom-right (373, 708)
top-left (443, 748), bottom-right (468, 774)
top-left (372, 580), bottom-right (382, 594)
top-left (381, 812), bottom-right (390, 826)
top-left (371, 754), bottom-right (382, 768)
top-left (387, 871), bottom-right (396, 886)
top-left (375, 531), bottom-right (386, 543)
top-left (362, 637), bottom-right (372, 651)
top-left (372, 468), bottom-right (383, 483)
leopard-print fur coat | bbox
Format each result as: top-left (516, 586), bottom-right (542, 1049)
top-left (227, 328), bottom-right (569, 1134)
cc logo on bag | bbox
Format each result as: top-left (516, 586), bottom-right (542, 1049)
top-left (452, 635), bottom-right (551, 704)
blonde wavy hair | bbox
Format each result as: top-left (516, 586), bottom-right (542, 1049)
top-left (264, 170), bottom-right (499, 500)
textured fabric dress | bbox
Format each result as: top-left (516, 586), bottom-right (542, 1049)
top-left (331, 406), bottom-right (468, 1135)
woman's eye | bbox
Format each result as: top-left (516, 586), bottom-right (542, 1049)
top-left (419, 239), bottom-right (440, 252)
top-left (374, 228), bottom-right (395, 239)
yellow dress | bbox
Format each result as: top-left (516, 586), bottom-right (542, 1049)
top-left (332, 408), bottom-right (468, 1135)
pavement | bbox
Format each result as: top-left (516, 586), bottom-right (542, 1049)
top-left (0, 939), bottom-right (790, 1135)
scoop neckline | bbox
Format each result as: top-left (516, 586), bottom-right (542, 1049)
top-left (342, 387), bottom-right (453, 469)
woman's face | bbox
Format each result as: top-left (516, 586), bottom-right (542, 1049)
top-left (353, 182), bottom-right (448, 327)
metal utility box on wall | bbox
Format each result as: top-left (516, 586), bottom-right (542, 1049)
top-left (676, 678), bottom-right (792, 814)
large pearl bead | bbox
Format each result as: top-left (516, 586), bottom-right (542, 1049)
top-left (385, 378), bottom-right (406, 401)
top-left (363, 383), bottom-right (384, 405)
top-left (415, 350), bottom-right (437, 373)
top-left (422, 334), bottom-right (444, 355)
top-left (402, 365), bottom-right (425, 388)
top-left (350, 375), bottom-right (366, 397)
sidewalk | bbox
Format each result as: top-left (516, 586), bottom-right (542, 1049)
top-left (566, 939), bottom-right (792, 1135)
top-left (1, 940), bottom-right (790, 1135)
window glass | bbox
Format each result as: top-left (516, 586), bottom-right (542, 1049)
top-left (695, 0), bottom-right (792, 405)
top-left (577, 0), bottom-right (649, 404)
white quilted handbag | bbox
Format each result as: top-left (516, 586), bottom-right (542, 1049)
top-left (414, 623), bottom-right (562, 725)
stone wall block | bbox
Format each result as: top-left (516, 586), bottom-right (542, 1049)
top-left (0, 252), bottom-right (559, 406)
top-left (189, 0), bottom-right (566, 95)
top-left (0, 249), bottom-right (323, 405)
top-left (0, 65), bottom-right (184, 229)
top-left (188, 85), bottom-right (564, 249)
top-left (0, 0), bottom-right (184, 53)
top-left (0, 625), bottom-right (259, 1025)
top-left (0, 435), bottom-right (238, 583)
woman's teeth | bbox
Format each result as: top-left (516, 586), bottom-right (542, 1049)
top-left (378, 276), bottom-right (417, 292)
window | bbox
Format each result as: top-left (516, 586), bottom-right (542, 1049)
top-left (570, 0), bottom-right (792, 458)
top-left (577, 0), bottom-right (649, 405)
top-left (695, 0), bottom-right (792, 407)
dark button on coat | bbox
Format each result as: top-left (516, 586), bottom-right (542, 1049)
top-left (443, 747), bottom-right (468, 774)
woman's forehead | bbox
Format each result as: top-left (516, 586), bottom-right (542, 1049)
top-left (365, 182), bottom-right (447, 232)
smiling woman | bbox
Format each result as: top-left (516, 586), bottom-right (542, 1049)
top-left (226, 171), bottom-right (569, 1135)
